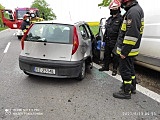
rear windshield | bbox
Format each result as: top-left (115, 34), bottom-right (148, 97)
top-left (25, 23), bottom-right (73, 44)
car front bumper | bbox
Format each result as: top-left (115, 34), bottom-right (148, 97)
top-left (19, 56), bottom-right (83, 78)
top-left (16, 29), bottom-right (24, 36)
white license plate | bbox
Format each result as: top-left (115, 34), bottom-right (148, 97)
top-left (34, 67), bottom-right (55, 74)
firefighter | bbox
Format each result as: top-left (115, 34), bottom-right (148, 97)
top-left (113, 0), bottom-right (144, 99)
top-left (30, 10), bottom-right (43, 24)
top-left (21, 14), bottom-right (31, 33)
top-left (99, 0), bottom-right (123, 76)
top-left (42, 12), bottom-right (46, 20)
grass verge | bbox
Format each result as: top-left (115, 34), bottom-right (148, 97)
top-left (0, 27), bottom-right (7, 31)
top-left (89, 26), bottom-right (99, 35)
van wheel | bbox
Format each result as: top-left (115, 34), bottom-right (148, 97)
top-left (77, 61), bottom-right (86, 81)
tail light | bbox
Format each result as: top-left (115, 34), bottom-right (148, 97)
top-left (72, 26), bottom-right (79, 55)
top-left (21, 24), bottom-right (33, 50)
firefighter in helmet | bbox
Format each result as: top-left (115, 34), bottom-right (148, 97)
top-left (21, 14), bottom-right (31, 33)
top-left (99, 0), bottom-right (123, 76)
top-left (29, 10), bottom-right (44, 24)
top-left (113, 0), bottom-right (144, 99)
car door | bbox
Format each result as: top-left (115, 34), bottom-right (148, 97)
top-left (0, 9), bottom-right (17, 29)
top-left (84, 23), bottom-right (94, 58)
top-left (79, 24), bottom-right (92, 58)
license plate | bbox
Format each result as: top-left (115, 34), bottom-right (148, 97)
top-left (34, 67), bottom-right (55, 74)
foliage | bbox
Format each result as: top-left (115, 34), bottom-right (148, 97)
top-left (98, 0), bottom-right (112, 7)
top-left (31, 0), bottom-right (56, 20)
top-left (0, 4), bottom-right (5, 27)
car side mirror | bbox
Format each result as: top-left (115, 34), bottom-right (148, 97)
top-left (81, 31), bottom-right (86, 38)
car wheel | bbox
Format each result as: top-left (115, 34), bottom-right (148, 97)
top-left (18, 36), bottom-right (22, 40)
top-left (77, 61), bottom-right (86, 81)
top-left (23, 71), bottom-right (34, 76)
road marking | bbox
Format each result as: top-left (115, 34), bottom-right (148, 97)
top-left (93, 63), bottom-right (160, 103)
top-left (4, 42), bottom-right (11, 53)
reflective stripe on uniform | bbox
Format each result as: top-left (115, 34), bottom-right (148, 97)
top-left (131, 76), bottom-right (136, 79)
top-left (124, 36), bottom-right (138, 42)
top-left (128, 52), bottom-right (139, 56)
top-left (116, 47), bottom-right (121, 55)
top-left (128, 49), bottom-right (139, 56)
top-left (116, 47), bottom-right (139, 56)
top-left (31, 20), bottom-right (36, 23)
top-left (123, 36), bottom-right (138, 45)
top-left (26, 25), bottom-right (30, 28)
top-left (23, 29), bottom-right (27, 33)
top-left (140, 18), bottom-right (144, 34)
top-left (121, 20), bottom-right (127, 31)
top-left (124, 80), bottom-right (132, 84)
top-left (123, 40), bottom-right (136, 45)
top-left (141, 18), bottom-right (144, 25)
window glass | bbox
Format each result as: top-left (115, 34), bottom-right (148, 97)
top-left (17, 10), bottom-right (28, 20)
top-left (26, 23), bottom-right (73, 44)
top-left (3, 10), bottom-right (14, 20)
top-left (84, 24), bottom-right (91, 38)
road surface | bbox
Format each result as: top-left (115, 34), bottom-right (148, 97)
top-left (0, 29), bottom-right (160, 120)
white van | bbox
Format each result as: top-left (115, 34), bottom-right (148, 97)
top-left (135, 1), bottom-right (160, 72)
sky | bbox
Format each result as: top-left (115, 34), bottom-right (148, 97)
top-left (0, 0), bottom-right (159, 22)
top-left (0, 0), bottom-right (110, 22)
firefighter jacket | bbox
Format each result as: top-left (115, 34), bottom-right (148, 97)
top-left (31, 17), bottom-right (44, 24)
top-left (21, 20), bottom-right (30, 33)
top-left (103, 13), bottom-right (123, 48)
top-left (116, 1), bottom-right (144, 57)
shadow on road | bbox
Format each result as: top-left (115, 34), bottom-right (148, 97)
top-left (22, 67), bottom-right (93, 86)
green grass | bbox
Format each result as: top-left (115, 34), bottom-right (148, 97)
top-left (0, 27), bottom-right (7, 31)
top-left (89, 26), bottom-right (99, 35)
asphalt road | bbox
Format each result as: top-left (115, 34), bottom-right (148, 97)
top-left (0, 29), bottom-right (160, 120)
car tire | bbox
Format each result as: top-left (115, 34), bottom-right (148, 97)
top-left (77, 61), bottom-right (86, 81)
top-left (18, 36), bottom-right (22, 40)
top-left (23, 71), bottom-right (34, 77)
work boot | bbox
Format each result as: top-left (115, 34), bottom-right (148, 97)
top-left (131, 86), bottom-right (136, 94)
top-left (120, 83), bottom-right (136, 94)
top-left (113, 90), bottom-right (131, 99)
top-left (131, 78), bottom-right (138, 94)
top-left (99, 67), bottom-right (109, 71)
top-left (113, 84), bottom-right (131, 99)
top-left (112, 69), bottom-right (117, 76)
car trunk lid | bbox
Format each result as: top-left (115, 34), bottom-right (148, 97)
top-left (21, 23), bottom-right (74, 61)
top-left (23, 41), bottom-right (73, 61)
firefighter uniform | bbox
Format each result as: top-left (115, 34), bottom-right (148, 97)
top-left (101, 13), bottom-right (123, 73)
top-left (113, 0), bottom-right (144, 99)
top-left (31, 17), bottom-right (44, 24)
top-left (21, 15), bottom-right (31, 33)
top-left (99, 0), bottom-right (123, 76)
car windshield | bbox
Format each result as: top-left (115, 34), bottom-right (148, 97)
top-left (17, 10), bottom-right (28, 20)
top-left (26, 23), bottom-right (73, 44)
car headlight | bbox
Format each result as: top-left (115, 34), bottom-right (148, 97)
top-left (13, 24), bottom-right (17, 28)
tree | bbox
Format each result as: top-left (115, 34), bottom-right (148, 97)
top-left (31, 0), bottom-right (56, 20)
top-left (0, 4), bottom-right (5, 27)
top-left (98, 0), bottom-right (112, 7)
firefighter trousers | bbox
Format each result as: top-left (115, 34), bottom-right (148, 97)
top-left (103, 46), bottom-right (119, 70)
top-left (119, 56), bottom-right (135, 91)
